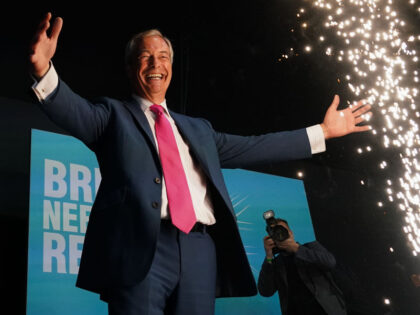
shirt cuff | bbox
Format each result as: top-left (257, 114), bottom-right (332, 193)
top-left (306, 124), bottom-right (326, 154)
top-left (31, 62), bottom-right (59, 102)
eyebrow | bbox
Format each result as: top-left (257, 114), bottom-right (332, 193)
top-left (139, 50), bottom-right (170, 55)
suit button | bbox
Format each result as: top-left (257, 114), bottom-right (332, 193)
top-left (154, 177), bottom-right (161, 184)
top-left (152, 202), bottom-right (159, 209)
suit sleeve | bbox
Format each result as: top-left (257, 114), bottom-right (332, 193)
top-left (36, 78), bottom-right (112, 147)
top-left (295, 241), bottom-right (336, 270)
top-left (211, 127), bottom-right (312, 169)
top-left (257, 259), bottom-right (280, 297)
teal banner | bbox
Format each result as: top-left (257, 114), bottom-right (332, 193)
top-left (215, 169), bottom-right (315, 314)
top-left (27, 129), bottom-right (315, 315)
top-left (27, 129), bottom-right (106, 314)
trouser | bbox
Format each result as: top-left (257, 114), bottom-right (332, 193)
top-left (107, 220), bottom-right (217, 315)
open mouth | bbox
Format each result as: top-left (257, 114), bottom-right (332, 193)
top-left (146, 73), bottom-right (163, 80)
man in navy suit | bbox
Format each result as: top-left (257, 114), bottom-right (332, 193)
top-left (29, 13), bottom-right (371, 315)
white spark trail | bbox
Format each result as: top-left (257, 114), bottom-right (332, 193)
top-left (282, 0), bottom-right (420, 255)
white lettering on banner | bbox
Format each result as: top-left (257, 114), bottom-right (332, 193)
top-left (44, 159), bottom-right (67, 198)
top-left (70, 163), bottom-right (93, 203)
top-left (43, 232), bottom-right (66, 273)
top-left (44, 159), bottom-right (101, 202)
top-left (69, 235), bottom-right (84, 274)
top-left (41, 158), bottom-right (100, 275)
top-left (80, 204), bottom-right (90, 234)
top-left (43, 232), bottom-right (85, 274)
top-left (43, 200), bottom-right (61, 231)
top-left (43, 200), bottom-right (92, 233)
top-left (63, 202), bottom-right (78, 233)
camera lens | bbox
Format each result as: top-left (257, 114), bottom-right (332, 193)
top-left (270, 225), bottom-right (289, 242)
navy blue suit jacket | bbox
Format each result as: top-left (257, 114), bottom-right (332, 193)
top-left (37, 79), bottom-right (312, 298)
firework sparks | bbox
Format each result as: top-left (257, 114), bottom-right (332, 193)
top-left (281, 0), bottom-right (420, 255)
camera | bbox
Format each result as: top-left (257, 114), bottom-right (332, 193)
top-left (263, 210), bottom-right (289, 254)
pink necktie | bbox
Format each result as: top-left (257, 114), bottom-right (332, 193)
top-left (150, 104), bottom-right (197, 233)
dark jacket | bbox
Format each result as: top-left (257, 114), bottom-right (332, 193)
top-left (38, 78), bottom-right (312, 298)
top-left (258, 241), bottom-right (347, 315)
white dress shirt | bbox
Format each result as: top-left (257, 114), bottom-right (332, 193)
top-left (32, 63), bottom-right (326, 225)
top-left (132, 95), bottom-right (217, 225)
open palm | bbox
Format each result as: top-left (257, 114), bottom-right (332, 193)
top-left (29, 12), bottom-right (63, 79)
top-left (321, 95), bottom-right (372, 139)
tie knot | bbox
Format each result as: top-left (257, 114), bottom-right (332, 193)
top-left (150, 104), bottom-right (164, 116)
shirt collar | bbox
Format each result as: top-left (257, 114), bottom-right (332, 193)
top-left (131, 94), bottom-right (169, 115)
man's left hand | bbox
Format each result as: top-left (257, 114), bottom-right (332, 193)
top-left (320, 95), bottom-right (372, 140)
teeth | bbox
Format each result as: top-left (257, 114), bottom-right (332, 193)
top-left (147, 74), bottom-right (163, 79)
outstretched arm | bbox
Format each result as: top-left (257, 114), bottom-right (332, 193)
top-left (29, 13), bottom-right (111, 147)
top-left (29, 12), bottom-right (63, 79)
top-left (321, 95), bottom-right (372, 140)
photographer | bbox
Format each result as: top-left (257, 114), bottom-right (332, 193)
top-left (257, 218), bottom-right (347, 315)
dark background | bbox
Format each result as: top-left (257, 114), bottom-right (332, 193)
top-left (1, 1), bottom-right (420, 314)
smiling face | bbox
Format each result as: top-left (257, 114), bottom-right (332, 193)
top-left (131, 35), bottom-right (172, 104)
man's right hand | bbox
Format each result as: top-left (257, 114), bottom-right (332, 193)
top-left (263, 236), bottom-right (276, 259)
top-left (29, 12), bottom-right (63, 80)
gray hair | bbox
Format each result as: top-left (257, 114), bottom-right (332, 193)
top-left (125, 29), bottom-right (174, 68)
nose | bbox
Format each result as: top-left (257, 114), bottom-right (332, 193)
top-left (148, 55), bottom-right (160, 68)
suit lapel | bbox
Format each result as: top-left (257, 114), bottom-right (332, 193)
top-left (123, 104), bottom-right (213, 189)
top-left (123, 98), bottom-right (158, 151)
top-left (170, 111), bottom-right (211, 177)
top-left (123, 100), bottom-right (207, 169)
top-left (170, 111), bottom-right (236, 215)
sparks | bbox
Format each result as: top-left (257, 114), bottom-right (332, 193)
top-left (280, 0), bottom-right (420, 255)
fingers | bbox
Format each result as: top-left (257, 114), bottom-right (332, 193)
top-left (351, 99), bottom-right (368, 109)
top-left (265, 239), bottom-right (274, 246)
top-left (35, 12), bottom-right (62, 41)
top-left (355, 125), bottom-right (372, 132)
top-left (50, 17), bottom-right (63, 41)
top-left (354, 112), bottom-right (372, 124)
top-left (354, 117), bottom-right (364, 125)
top-left (352, 103), bottom-right (371, 115)
top-left (350, 100), bottom-right (373, 128)
top-left (328, 94), bottom-right (340, 111)
top-left (263, 236), bottom-right (275, 247)
top-left (31, 13), bottom-right (51, 49)
top-left (37, 12), bottom-right (51, 33)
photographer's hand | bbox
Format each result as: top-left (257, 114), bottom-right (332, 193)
top-left (263, 236), bottom-right (276, 259)
top-left (276, 237), bottom-right (300, 254)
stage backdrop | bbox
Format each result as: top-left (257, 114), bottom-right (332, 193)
top-left (27, 128), bottom-right (316, 315)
